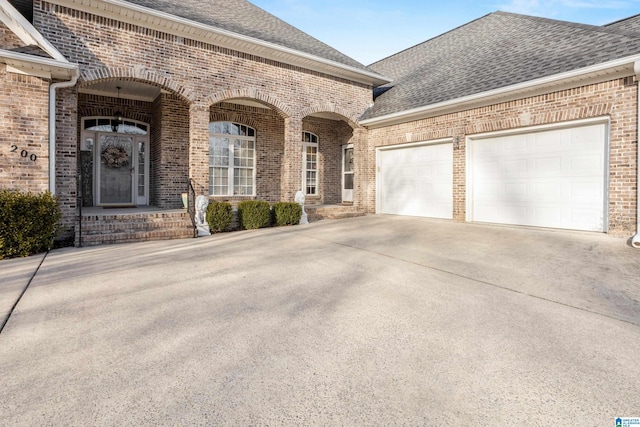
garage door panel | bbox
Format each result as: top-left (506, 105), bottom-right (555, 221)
top-left (534, 157), bottom-right (562, 174)
top-left (571, 154), bottom-right (602, 172)
top-left (378, 143), bottom-right (453, 219)
top-left (470, 123), bottom-right (606, 232)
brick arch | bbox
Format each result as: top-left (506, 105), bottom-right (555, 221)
top-left (299, 103), bottom-right (361, 129)
top-left (209, 112), bottom-right (259, 130)
top-left (204, 88), bottom-right (293, 118)
top-left (78, 108), bottom-right (152, 124)
top-left (78, 67), bottom-right (195, 103)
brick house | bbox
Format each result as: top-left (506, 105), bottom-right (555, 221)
top-left (1, 0), bottom-right (639, 247)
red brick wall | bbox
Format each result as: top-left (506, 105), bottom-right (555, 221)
top-left (0, 22), bottom-right (24, 49)
top-left (0, 65), bottom-right (50, 194)
top-left (367, 77), bottom-right (639, 234)
top-left (154, 93), bottom-right (190, 208)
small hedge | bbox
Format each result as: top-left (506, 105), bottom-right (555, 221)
top-left (0, 190), bottom-right (61, 259)
top-left (237, 200), bottom-right (271, 230)
top-left (272, 202), bottom-right (302, 226)
top-left (206, 201), bottom-right (233, 233)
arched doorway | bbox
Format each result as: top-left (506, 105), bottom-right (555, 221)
top-left (81, 117), bottom-right (150, 206)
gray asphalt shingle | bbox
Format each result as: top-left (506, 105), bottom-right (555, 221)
top-left (605, 13), bottom-right (640, 33)
top-left (123, 0), bottom-right (367, 70)
top-left (363, 12), bottom-right (640, 120)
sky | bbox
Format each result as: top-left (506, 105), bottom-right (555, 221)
top-left (250, 0), bottom-right (640, 65)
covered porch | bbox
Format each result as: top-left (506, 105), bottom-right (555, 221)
top-left (73, 79), bottom-right (367, 245)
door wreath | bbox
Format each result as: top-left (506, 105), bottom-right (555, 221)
top-left (101, 144), bottom-right (130, 168)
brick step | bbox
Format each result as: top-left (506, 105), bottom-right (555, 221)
top-left (80, 220), bottom-right (193, 234)
top-left (80, 211), bottom-right (190, 222)
top-left (76, 209), bottom-right (196, 246)
top-left (80, 228), bottom-right (195, 246)
top-left (306, 205), bottom-right (365, 221)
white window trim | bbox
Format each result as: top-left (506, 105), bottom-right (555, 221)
top-left (302, 132), bottom-right (319, 196)
top-left (209, 123), bottom-right (257, 197)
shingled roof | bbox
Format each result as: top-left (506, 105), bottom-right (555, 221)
top-left (124, 0), bottom-right (367, 71)
top-left (363, 11), bottom-right (640, 121)
top-left (605, 13), bottom-right (640, 34)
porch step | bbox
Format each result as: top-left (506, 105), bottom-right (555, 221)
top-left (306, 204), bottom-right (365, 222)
top-left (77, 209), bottom-right (195, 246)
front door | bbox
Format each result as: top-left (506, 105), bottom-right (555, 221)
top-left (342, 144), bottom-right (354, 203)
top-left (96, 134), bottom-right (134, 206)
top-left (82, 118), bottom-right (150, 207)
top-left (96, 134), bottom-right (149, 206)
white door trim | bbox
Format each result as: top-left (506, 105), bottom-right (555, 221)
top-left (135, 137), bottom-right (149, 205)
top-left (342, 144), bottom-right (354, 203)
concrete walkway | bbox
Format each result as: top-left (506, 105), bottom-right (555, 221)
top-left (1, 216), bottom-right (639, 425)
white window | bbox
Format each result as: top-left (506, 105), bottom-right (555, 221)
top-left (209, 122), bottom-right (256, 196)
top-left (302, 132), bottom-right (318, 195)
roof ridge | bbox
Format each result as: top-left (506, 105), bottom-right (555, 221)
top-left (605, 13), bottom-right (640, 27)
top-left (493, 10), bottom-right (640, 39)
top-left (369, 10), bottom-right (640, 69)
top-left (368, 11), bottom-right (497, 67)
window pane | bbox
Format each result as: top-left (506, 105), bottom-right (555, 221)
top-left (344, 148), bottom-right (354, 172)
top-left (344, 173), bottom-right (354, 190)
top-left (233, 168), bottom-right (253, 196)
top-left (210, 167), bottom-right (229, 195)
top-left (210, 122), bottom-right (256, 196)
top-left (210, 137), bottom-right (229, 166)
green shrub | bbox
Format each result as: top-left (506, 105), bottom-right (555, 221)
top-left (272, 202), bottom-right (302, 226)
top-left (0, 190), bottom-right (61, 259)
top-left (206, 201), bottom-right (233, 233)
top-left (237, 200), bottom-right (271, 230)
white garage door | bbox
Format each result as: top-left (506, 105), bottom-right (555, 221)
top-left (377, 142), bottom-right (453, 219)
top-left (468, 122), bottom-right (607, 232)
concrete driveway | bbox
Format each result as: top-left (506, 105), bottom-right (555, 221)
top-left (1, 215), bottom-right (639, 425)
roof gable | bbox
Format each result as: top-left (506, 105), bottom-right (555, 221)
top-left (363, 12), bottom-right (640, 122)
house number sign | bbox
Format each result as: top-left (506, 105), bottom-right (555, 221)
top-left (10, 144), bottom-right (38, 162)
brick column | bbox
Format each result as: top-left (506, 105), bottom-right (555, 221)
top-left (452, 133), bottom-right (466, 222)
top-left (55, 86), bottom-right (78, 238)
top-left (352, 127), bottom-right (369, 211)
top-left (189, 103), bottom-right (210, 195)
top-left (282, 117), bottom-right (302, 201)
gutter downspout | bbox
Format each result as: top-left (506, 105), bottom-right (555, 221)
top-left (49, 68), bottom-right (79, 194)
top-left (632, 62), bottom-right (640, 248)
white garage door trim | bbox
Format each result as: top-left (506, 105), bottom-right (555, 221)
top-left (376, 138), bottom-right (454, 219)
top-left (466, 117), bottom-right (610, 232)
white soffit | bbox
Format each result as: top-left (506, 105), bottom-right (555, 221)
top-left (49, 0), bottom-right (390, 87)
top-left (360, 59), bottom-right (639, 128)
top-left (0, 48), bottom-right (77, 78)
